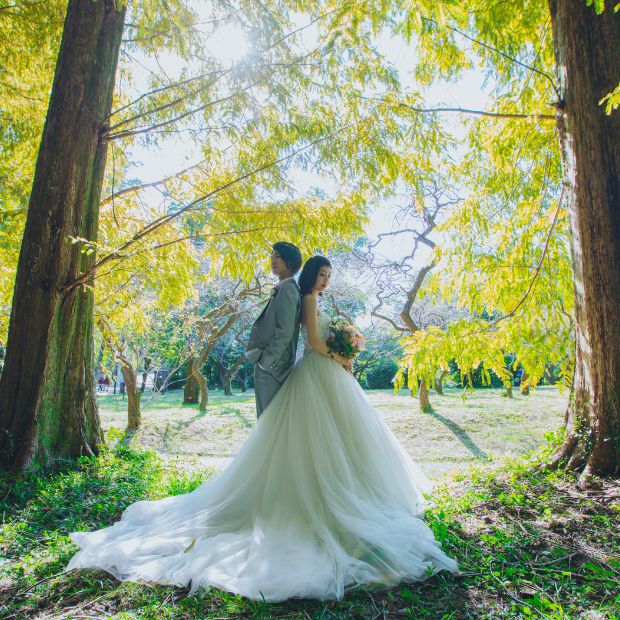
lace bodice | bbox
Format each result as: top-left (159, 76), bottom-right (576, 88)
top-left (301, 311), bottom-right (331, 354)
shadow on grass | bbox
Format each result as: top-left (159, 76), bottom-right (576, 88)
top-left (425, 407), bottom-right (489, 461)
top-left (224, 405), bottom-right (254, 429)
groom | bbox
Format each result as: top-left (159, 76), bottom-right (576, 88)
top-left (246, 242), bottom-right (302, 417)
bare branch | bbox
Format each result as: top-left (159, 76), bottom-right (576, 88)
top-left (100, 158), bottom-right (207, 205)
top-left (108, 69), bottom-right (225, 119)
top-left (379, 99), bottom-right (556, 121)
top-left (400, 261), bottom-right (436, 332)
top-left (324, 293), bottom-right (354, 323)
top-left (370, 308), bottom-right (408, 332)
top-left (422, 15), bottom-right (560, 98)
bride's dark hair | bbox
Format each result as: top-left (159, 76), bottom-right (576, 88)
top-left (299, 255), bottom-right (332, 297)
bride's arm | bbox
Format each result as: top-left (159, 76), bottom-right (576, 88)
top-left (301, 295), bottom-right (349, 365)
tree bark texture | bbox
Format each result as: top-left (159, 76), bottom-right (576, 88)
top-left (0, 0), bottom-right (126, 469)
top-left (183, 358), bottom-right (199, 404)
top-left (418, 378), bottom-right (431, 413)
top-left (120, 363), bottom-right (141, 431)
top-left (434, 369), bottom-right (448, 395)
top-left (548, 0), bottom-right (620, 476)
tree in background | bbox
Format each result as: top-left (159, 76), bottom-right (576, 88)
top-left (351, 182), bottom-right (459, 411)
top-left (352, 324), bottom-right (403, 389)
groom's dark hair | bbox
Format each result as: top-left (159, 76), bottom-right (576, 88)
top-left (272, 241), bottom-right (302, 274)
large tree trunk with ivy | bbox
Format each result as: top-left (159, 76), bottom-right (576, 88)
top-left (547, 0), bottom-right (620, 477)
top-left (0, 0), bottom-right (125, 469)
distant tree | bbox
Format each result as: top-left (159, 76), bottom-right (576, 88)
top-left (352, 182), bottom-right (459, 411)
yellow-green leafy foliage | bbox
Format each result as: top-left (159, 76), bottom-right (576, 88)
top-left (0, 1), bottom-right (66, 338)
top-left (391, 0), bottom-right (574, 392)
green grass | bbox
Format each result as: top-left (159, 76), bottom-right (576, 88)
top-left (96, 387), bottom-right (567, 477)
top-left (1, 435), bottom-right (618, 619)
top-left (1, 388), bottom-right (615, 618)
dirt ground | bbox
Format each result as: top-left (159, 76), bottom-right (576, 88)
top-left (97, 386), bottom-right (566, 479)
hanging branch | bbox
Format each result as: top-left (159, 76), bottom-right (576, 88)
top-left (373, 97), bottom-right (556, 121)
top-left (64, 121), bottom-right (355, 292)
top-left (486, 187), bottom-right (564, 328)
top-left (421, 15), bottom-right (560, 99)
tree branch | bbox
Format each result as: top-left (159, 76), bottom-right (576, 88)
top-left (64, 121), bottom-right (355, 291)
top-left (384, 99), bottom-right (556, 121)
top-left (486, 187), bottom-right (564, 328)
top-left (422, 15), bottom-right (560, 98)
top-left (100, 158), bottom-right (207, 205)
top-left (371, 308), bottom-right (408, 332)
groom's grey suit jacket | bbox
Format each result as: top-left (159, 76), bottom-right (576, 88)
top-left (246, 278), bottom-right (301, 382)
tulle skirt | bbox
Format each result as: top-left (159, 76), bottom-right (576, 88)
top-left (67, 350), bottom-right (457, 601)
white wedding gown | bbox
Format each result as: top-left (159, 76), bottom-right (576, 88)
top-left (67, 312), bottom-right (457, 601)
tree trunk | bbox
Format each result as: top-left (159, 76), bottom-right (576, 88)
top-left (196, 360), bottom-right (209, 412)
top-left (520, 370), bottom-right (531, 396)
top-left (183, 358), bottom-right (199, 404)
top-left (434, 369), bottom-right (448, 395)
top-left (505, 384), bottom-right (514, 399)
top-left (419, 378), bottom-right (431, 413)
top-left (120, 363), bottom-right (141, 431)
top-left (223, 355), bottom-right (244, 396)
top-left (547, 0), bottom-right (620, 477)
top-left (544, 362), bottom-right (555, 385)
top-left (194, 349), bottom-right (211, 412)
top-left (216, 360), bottom-right (226, 391)
top-left (140, 356), bottom-right (151, 393)
top-left (0, 0), bottom-right (125, 469)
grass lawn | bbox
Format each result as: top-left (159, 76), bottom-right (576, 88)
top-left (2, 386), bottom-right (618, 619)
top-left (97, 386), bottom-right (568, 478)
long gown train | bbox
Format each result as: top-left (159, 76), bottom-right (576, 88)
top-left (67, 313), bottom-right (457, 601)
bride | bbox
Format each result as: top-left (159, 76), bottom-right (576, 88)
top-left (67, 255), bottom-right (458, 602)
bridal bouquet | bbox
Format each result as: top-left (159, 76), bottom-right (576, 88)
top-left (327, 317), bottom-right (366, 359)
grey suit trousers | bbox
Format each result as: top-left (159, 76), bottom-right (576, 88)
top-left (254, 366), bottom-right (283, 418)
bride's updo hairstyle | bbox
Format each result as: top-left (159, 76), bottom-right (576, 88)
top-left (299, 255), bottom-right (332, 297)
